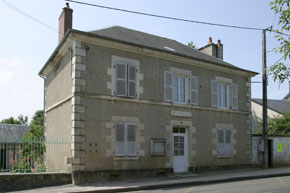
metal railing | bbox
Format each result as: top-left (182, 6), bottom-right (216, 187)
top-left (0, 138), bottom-right (71, 173)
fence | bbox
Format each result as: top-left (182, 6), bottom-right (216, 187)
top-left (0, 137), bottom-right (71, 173)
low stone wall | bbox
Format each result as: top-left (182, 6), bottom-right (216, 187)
top-left (0, 172), bottom-right (71, 192)
top-left (72, 168), bottom-right (173, 184)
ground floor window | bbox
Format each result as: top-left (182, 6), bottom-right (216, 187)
top-left (115, 123), bottom-right (137, 156)
top-left (218, 128), bottom-right (232, 156)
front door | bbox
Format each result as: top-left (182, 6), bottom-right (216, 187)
top-left (173, 127), bottom-right (188, 173)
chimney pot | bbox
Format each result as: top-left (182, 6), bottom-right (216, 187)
top-left (208, 37), bottom-right (212, 44)
top-left (217, 39), bottom-right (221, 45)
top-left (58, 4), bottom-right (73, 43)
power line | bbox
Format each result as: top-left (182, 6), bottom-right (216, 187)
top-left (65, 0), bottom-right (265, 31)
top-left (0, 0), bottom-right (57, 33)
top-left (270, 54), bottom-right (287, 67)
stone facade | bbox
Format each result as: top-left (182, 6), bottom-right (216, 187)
top-left (40, 30), bottom-right (256, 184)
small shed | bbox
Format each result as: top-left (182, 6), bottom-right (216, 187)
top-left (252, 135), bottom-right (290, 167)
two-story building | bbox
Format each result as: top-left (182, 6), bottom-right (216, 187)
top-left (39, 4), bottom-right (257, 184)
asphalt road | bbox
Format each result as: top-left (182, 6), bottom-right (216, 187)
top-left (129, 176), bottom-right (290, 193)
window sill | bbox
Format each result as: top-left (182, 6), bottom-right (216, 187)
top-left (217, 155), bottom-right (233, 159)
top-left (113, 156), bottom-right (139, 161)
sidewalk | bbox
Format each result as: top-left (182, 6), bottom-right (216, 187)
top-left (14, 167), bottom-right (290, 193)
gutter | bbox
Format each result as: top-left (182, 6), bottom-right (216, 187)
top-left (38, 74), bottom-right (46, 139)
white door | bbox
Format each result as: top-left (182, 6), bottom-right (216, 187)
top-left (173, 127), bottom-right (188, 173)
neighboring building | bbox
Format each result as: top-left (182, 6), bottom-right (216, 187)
top-left (0, 124), bottom-right (29, 172)
top-left (252, 135), bottom-right (290, 167)
top-left (251, 98), bottom-right (290, 131)
top-left (39, 5), bottom-right (257, 183)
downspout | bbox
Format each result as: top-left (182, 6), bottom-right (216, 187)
top-left (39, 74), bottom-right (46, 140)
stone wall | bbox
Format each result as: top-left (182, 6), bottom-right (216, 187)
top-left (0, 173), bottom-right (71, 192)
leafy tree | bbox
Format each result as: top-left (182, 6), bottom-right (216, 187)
top-left (0, 115), bottom-right (28, 125)
top-left (23, 110), bottom-right (44, 139)
top-left (269, 0), bottom-right (290, 84)
top-left (188, 41), bottom-right (197, 49)
top-left (254, 113), bottom-right (290, 136)
top-left (18, 110), bottom-right (45, 173)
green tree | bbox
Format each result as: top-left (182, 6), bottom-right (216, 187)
top-left (0, 115), bottom-right (28, 125)
top-left (269, 0), bottom-right (290, 84)
top-left (23, 110), bottom-right (44, 139)
top-left (254, 113), bottom-right (290, 136)
top-left (188, 41), bottom-right (197, 49)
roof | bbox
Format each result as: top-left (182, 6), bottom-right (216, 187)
top-left (40, 26), bottom-right (258, 76)
top-left (0, 124), bottom-right (29, 141)
top-left (252, 98), bottom-right (290, 114)
top-left (90, 26), bottom-right (256, 74)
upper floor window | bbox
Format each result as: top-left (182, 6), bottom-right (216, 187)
top-left (173, 75), bottom-right (186, 103)
top-left (211, 79), bottom-right (238, 110)
top-left (116, 63), bottom-right (136, 98)
top-left (217, 83), bottom-right (228, 108)
top-left (164, 71), bottom-right (198, 105)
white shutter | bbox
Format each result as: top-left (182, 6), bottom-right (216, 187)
top-left (164, 71), bottom-right (173, 102)
top-left (126, 124), bottom-right (136, 156)
top-left (128, 64), bottom-right (136, 98)
top-left (115, 123), bottom-right (125, 156)
top-left (116, 63), bottom-right (127, 96)
top-left (231, 83), bottom-right (238, 110)
top-left (225, 129), bottom-right (232, 155)
top-left (218, 129), bottom-right (225, 156)
top-left (190, 76), bottom-right (198, 105)
top-left (211, 80), bottom-right (218, 107)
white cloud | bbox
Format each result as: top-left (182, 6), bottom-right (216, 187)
top-left (0, 57), bottom-right (23, 67)
top-left (0, 71), bottom-right (14, 84)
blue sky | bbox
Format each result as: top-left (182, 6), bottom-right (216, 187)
top-left (0, 0), bottom-right (288, 121)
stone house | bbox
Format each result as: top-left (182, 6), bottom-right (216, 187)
top-left (39, 5), bottom-right (257, 183)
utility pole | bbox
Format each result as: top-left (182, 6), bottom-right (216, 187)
top-left (262, 29), bottom-right (268, 168)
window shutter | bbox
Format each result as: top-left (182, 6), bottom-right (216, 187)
top-left (231, 83), bottom-right (238, 110)
top-left (225, 130), bottom-right (232, 155)
top-left (116, 63), bottom-right (127, 96)
top-left (164, 71), bottom-right (173, 102)
top-left (126, 124), bottom-right (137, 156)
top-left (128, 65), bottom-right (136, 98)
top-left (218, 129), bottom-right (225, 156)
top-left (190, 76), bottom-right (198, 105)
top-left (211, 80), bottom-right (218, 107)
top-left (115, 123), bottom-right (125, 156)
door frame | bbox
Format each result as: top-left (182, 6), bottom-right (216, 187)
top-left (172, 126), bottom-right (189, 173)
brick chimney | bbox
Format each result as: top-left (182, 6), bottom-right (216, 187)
top-left (199, 37), bottom-right (223, 60)
top-left (58, 3), bottom-right (73, 42)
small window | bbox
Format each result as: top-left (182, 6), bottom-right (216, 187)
top-left (151, 139), bottom-right (166, 155)
top-left (173, 127), bottom-right (186, 133)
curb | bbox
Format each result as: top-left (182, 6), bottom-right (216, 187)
top-left (69, 172), bottom-right (290, 193)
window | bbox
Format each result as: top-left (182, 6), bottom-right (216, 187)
top-left (151, 139), bottom-right (166, 155)
top-left (217, 83), bottom-right (228, 108)
top-left (173, 75), bottom-right (186, 103)
top-left (217, 128), bottom-right (232, 156)
top-left (164, 71), bottom-right (198, 105)
top-left (211, 80), bottom-right (238, 110)
top-left (116, 63), bottom-right (136, 98)
top-left (115, 123), bottom-right (137, 156)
